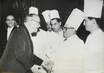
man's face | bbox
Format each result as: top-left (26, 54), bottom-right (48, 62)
top-left (6, 15), bottom-right (15, 28)
top-left (63, 27), bottom-right (75, 38)
top-left (26, 15), bottom-right (40, 33)
top-left (51, 19), bottom-right (61, 32)
top-left (84, 18), bottom-right (95, 31)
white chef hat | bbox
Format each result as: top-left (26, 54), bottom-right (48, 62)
top-left (65, 8), bottom-right (86, 30)
top-left (84, 0), bottom-right (103, 18)
top-left (42, 10), bottom-right (51, 24)
top-left (29, 6), bottom-right (38, 15)
top-left (50, 9), bottom-right (60, 20)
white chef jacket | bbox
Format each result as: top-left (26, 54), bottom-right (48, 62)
top-left (31, 29), bottom-right (64, 61)
top-left (31, 29), bottom-right (49, 60)
top-left (84, 29), bottom-right (104, 73)
top-left (53, 34), bottom-right (85, 73)
top-left (46, 30), bottom-right (64, 61)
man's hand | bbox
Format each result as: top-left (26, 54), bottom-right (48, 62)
top-left (31, 65), bottom-right (46, 73)
top-left (41, 59), bottom-right (54, 73)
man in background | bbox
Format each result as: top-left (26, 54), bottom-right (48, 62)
top-left (6, 15), bottom-right (19, 40)
top-left (46, 10), bottom-right (64, 60)
top-left (0, 15), bottom-right (19, 58)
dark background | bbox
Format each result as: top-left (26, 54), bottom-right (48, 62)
top-left (0, 0), bottom-right (84, 25)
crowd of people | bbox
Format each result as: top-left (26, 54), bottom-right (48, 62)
top-left (0, 5), bottom-right (104, 73)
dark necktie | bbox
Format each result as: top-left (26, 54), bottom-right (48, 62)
top-left (31, 32), bottom-right (37, 36)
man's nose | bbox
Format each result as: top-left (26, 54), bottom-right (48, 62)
top-left (9, 21), bottom-right (13, 23)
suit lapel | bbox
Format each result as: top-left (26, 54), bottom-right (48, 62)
top-left (23, 25), bottom-right (33, 53)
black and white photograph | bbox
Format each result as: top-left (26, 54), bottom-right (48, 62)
top-left (0, 0), bottom-right (104, 73)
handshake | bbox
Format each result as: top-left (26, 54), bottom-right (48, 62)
top-left (31, 59), bottom-right (54, 73)
top-left (42, 59), bottom-right (54, 73)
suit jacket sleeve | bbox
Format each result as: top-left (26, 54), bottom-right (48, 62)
top-left (7, 29), bottom-right (43, 70)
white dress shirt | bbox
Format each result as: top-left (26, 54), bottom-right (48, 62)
top-left (7, 26), bottom-right (14, 40)
top-left (31, 29), bottom-right (48, 73)
top-left (31, 29), bottom-right (49, 60)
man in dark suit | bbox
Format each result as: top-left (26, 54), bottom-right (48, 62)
top-left (0, 14), bottom-right (43, 73)
top-left (0, 15), bottom-right (19, 58)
